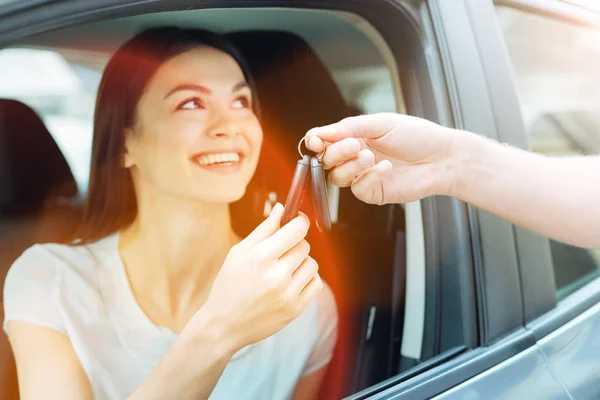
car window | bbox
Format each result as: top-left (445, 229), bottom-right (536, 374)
top-left (496, 5), bottom-right (600, 299)
top-left (0, 47), bottom-right (104, 193)
top-left (0, 8), bottom-right (436, 399)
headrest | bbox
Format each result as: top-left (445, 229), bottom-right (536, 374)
top-left (0, 99), bottom-right (78, 214)
top-left (227, 31), bottom-right (353, 234)
top-left (228, 31), bottom-right (351, 151)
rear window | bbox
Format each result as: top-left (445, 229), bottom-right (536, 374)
top-left (0, 47), bottom-right (104, 192)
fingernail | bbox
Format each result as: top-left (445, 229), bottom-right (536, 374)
top-left (297, 211), bottom-right (311, 224)
top-left (306, 135), bottom-right (319, 150)
top-left (272, 203), bottom-right (283, 214)
top-left (377, 160), bottom-right (393, 172)
top-left (358, 150), bottom-right (374, 166)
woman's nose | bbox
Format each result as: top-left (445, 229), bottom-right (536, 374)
top-left (210, 130), bottom-right (233, 139)
top-left (205, 112), bottom-right (239, 139)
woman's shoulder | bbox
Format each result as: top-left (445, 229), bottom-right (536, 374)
top-left (14, 235), bottom-right (115, 270)
top-left (4, 235), bottom-right (118, 294)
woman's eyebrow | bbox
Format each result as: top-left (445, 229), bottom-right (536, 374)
top-left (164, 84), bottom-right (211, 99)
top-left (232, 81), bottom-right (249, 92)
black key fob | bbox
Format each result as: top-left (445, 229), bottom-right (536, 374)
top-left (281, 155), bottom-right (311, 226)
top-left (310, 157), bottom-right (331, 233)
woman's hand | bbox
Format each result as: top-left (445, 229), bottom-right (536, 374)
top-left (185, 203), bottom-right (322, 354)
top-left (305, 113), bottom-right (458, 205)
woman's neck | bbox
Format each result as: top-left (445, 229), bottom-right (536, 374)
top-left (118, 192), bottom-right (239, 329)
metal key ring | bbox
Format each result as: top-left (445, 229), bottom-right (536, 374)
top-left (298, 136), bottom-right (325, 162)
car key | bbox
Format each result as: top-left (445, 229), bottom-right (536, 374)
top-left (310, 156), bottom-right (331, 232)
top-left (281, 154), bottom-right (311, 227)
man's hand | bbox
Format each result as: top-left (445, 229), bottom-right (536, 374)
top-left (306, 113), bottom-right (600, 249)
top-left (305, 113), bottom-right (457, 205)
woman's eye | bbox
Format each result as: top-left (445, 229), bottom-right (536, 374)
top-left (177, 98), bottom-right (205, 110)
top-left (232, 96), bottom-right (251, 109)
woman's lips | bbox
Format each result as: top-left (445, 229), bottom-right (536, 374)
top-left (190, 150), bottom-right (245, 174)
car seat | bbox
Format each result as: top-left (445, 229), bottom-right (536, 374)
top-left (0, 99), bottom-right (82, 399)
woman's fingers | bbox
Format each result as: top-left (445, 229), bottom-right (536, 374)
top-left (256, 213), bottom-right (310, 260)
top-left (297, 274), bottom-right (323, 309)
top-left (328, 149), bottom-right (376, 187)
top-left (278, 239), bottom-right (311, 275)
top-left (238, 202), bottom-right (284, 249)
top-left (289, 256), bottom-right (319, 295)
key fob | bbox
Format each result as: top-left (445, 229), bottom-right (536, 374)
top-left (281, 155), bottom-right (311, 226)
top-left (310, 157), bottom-right (331, 232)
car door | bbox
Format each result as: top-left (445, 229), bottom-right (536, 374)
top-left (424, 0), bottom-right (600, 398)
top-left (0, 0), bottom-right (524, 399)
top-left (494, 1), bottom-right (600, 398)
top-left (358, 0), bottom-right (599, 398)
top-left (0, 2), bottom-right (481, 399)
top-left (368, 0), bottom-right (567, 397)
top-left (1, 0), bottom-right (597, 399)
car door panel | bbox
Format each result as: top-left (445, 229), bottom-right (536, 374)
top-left (431, 345), bottom-right (569, 400)
top-left (538, 300), bottom-right (600, 399)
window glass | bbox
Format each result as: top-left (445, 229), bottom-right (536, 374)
top-left (496, 6), bottom-right (600, 298)
top-left (0, 9), bottom-right (420, 400)
top-left (0, 47), bottom-right (104, 192)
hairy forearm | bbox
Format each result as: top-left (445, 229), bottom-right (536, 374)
top-left (128, 311), bottom-right (236, 400)
top-left (450, 129), bottom-right (600, 249)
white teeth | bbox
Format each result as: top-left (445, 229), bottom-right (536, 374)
top-left (197, 152), bottom-right (240, 166)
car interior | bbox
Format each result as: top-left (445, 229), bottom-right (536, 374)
top-left (0, 7), bottom-right (427, 400)
top-left (3, 3), bottom-right (599, 399)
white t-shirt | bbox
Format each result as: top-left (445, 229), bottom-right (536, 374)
top-left (2, 233), bottom-right (338, 400)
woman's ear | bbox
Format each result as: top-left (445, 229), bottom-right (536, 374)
top-left (122, 127), bottom-right (135, 168)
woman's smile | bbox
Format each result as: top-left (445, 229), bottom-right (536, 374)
top-left (190, 148), bottom-right (246, 174)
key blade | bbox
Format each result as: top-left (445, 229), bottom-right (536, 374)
top-left (281, 155), bottom-right (311, 226)
top-left (310, 157), bottom-right (332, 233)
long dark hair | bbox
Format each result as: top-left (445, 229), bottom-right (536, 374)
top-left (75, 26), bottom-right (260, 244)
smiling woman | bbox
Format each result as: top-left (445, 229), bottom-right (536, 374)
top-left (2, 26), bottom-right (336, 400)
top-left (77, 27), bottom-right (264, 243)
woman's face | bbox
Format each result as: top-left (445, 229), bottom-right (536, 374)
top-left (123, 46), bottom-right (262, 204)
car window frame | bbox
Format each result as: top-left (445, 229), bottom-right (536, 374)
top-left (368, 0), bottom-right (549, 397)
top-left (0, 0), bottom-right (481, 398)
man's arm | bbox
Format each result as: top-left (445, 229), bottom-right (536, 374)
top-left (305, 113), bottom-right (600, 249)
top-left (451, 129), bottom-right (600, 249)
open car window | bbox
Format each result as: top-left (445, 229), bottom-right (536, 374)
top-left (0, 3), bottom-right (480, 400)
